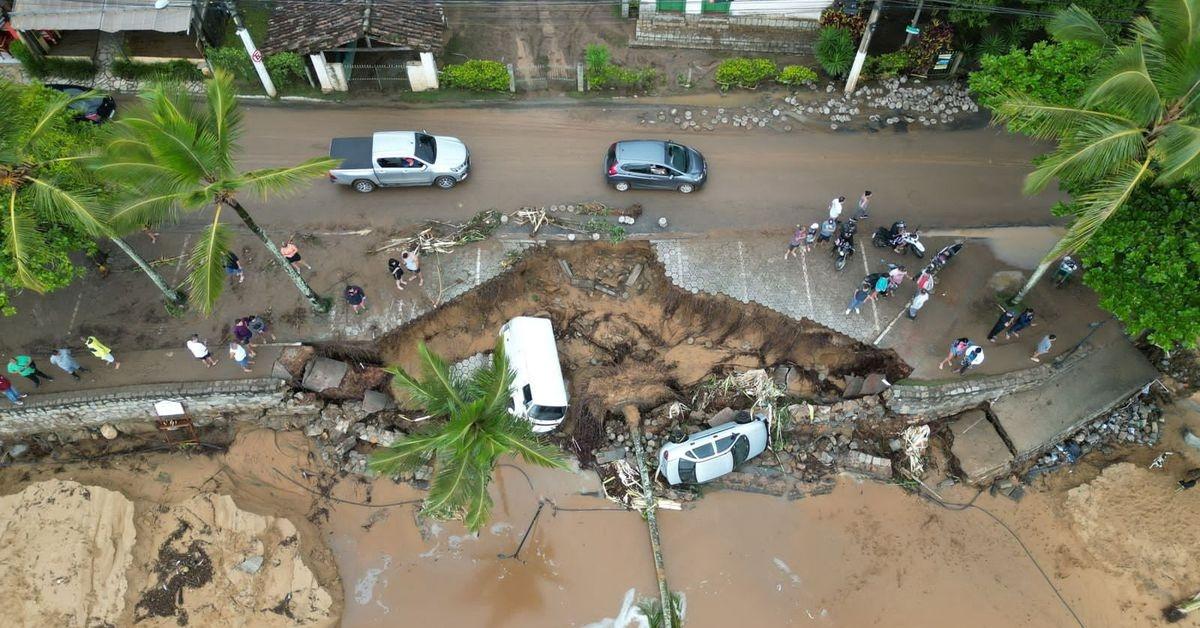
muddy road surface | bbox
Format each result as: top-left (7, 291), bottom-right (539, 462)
top-left (221, 104), bottom-right (1059, 234)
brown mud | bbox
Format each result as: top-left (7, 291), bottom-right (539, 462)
top-left (378, 242), bottom-right (910, 457)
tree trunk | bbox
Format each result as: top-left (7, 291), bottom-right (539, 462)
top-left (623, 405), bottom-right (674, 628)
top-left (109, 235), bottom-right (184, 306)
top-left (225, 198), bottom-right (330, 313)
top-left (1010, 258), bottom-right (1052, 305)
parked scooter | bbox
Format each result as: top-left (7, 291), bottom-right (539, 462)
top-left (872, 220), bottom-right (926, 258)
top-left (927, 242), bottom-right (963, 273)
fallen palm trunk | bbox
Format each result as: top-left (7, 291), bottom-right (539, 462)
top-left (1166, 591), bottom-right (1200, 623)
top-left (623, 404), bottom-right (675, 628)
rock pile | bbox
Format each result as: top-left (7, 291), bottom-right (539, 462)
top-left (1034, 396), bottom-right (1163, 468)
top-left (304, 401), bottom-right (405, 477)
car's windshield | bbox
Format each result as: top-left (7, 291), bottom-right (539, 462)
top-left (415, 133), bottom-right (437, 163)
top-left (530, 405), bottom-right (565, 421)
top-left (666, 144), bottom-right (689, 172)
top-left (690, 443), bottom-right (715, 459)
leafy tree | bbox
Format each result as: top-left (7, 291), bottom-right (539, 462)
top-left (97, 70), bottom-right (337, 314)
top-left (0, 81), bottom-right (180, 314)
top-left (369, 342), bottom-right (566, 533)
top-left (1074, 185), bottom-right (1200, 349)
top-left (814, 27), bottom-right (855, 77)
top-left (968, 39), bottom-right (1102, 111)
top-left (992, 0), bottom-right (1200, 300)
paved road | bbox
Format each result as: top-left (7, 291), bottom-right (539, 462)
top-left (227, 103), bottom-right (1063, 234)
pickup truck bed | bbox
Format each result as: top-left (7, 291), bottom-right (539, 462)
top-left (329, 137), bottom-right (373, 170)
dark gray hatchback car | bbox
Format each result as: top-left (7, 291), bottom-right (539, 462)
top-left (605, 140), bottom-right (707, 193)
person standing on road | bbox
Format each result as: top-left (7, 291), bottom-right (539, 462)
top-left (388, 257), bottom-right (406, 289)
top-left (803, 222), bottom-right (819, 252)
top-left (939, 337), bottom-right (971, 370)
top-left (784, 225), bottom-right (807, 260)
top-left (186, 334), bottom-right (219, 367)
top-left (402, 250), bottom-right (423, 286)
top-left (817, 218), bottom-right (838, 244)
top-left (845, 286), bottom-right (875, 315)
top-left (344, 285), bottom-right (367, 314)
top-left (1031, 334), bottom-right (1057, 362)
top-left (854, 190), bottom-right (872, 219)
top-left (0, 375), bottom-right (27, 405)
top-left (50, 348), bottom-right (88, 380)
top-left (987, 307), bottom-right (1016, 342)
top-left (828, 196), bottom-right (845, 220)
top-left (232, 318), bottom-right (256, 357)
top-left (224, 251), bottom-right (244, 284)
top-left (279, 238), bottom-right (312, 272)
top-left (1005, 308), bottom-right (1036, 339)
top-left (229, 342), bottom-right (254, 373)
top-left (907, 289), bottom-right (930, 320)
top-left (958, 345), bottom-right (985, 375)
top-left (247, 315), bottom-right (276, 342)
top-left (7, 355), bottom-right (53, 387)
top-left (888, 265), bottom-right (908, 289)
top-left (82, 335), bottom-right (120, 369)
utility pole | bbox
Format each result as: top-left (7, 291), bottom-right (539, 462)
top-left (225, 0), bottom-right (276, 97)
top-left (843, 0), bottom-right (883, 96)
top-left (904, 0), bottom-right (924, 45)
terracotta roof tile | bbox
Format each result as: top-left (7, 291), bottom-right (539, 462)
top-left (262, 0), bottom-right (444, 55)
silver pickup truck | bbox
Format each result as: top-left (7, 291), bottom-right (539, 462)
top-left (327, 131), bottom-right (470, 193)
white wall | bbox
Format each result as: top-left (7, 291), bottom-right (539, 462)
top-left (729, 0), bottom-right (833, 19)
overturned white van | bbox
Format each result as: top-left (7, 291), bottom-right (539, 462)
top-left (500, 316), bottom-right (569, 433)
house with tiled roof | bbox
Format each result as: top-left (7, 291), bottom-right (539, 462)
top-left (262, 0), bottom-right (445, 92)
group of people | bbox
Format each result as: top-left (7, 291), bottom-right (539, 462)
top-left (0, 336), bottom-right (120, 406)
top-left (185, 315), bottom-right (275, 373)
top-left (784, 190), bottom-right (872, 259)
top-left (937, 307), bottom-right (1057, 375)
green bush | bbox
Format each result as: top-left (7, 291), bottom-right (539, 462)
top-left (818, 7), bottom-right (867, 38)
top-left (864, 51), bottom-right (911, 79)
top-left (206, 46), bottom-right (256, 82)
top-left (10, 40), bottom-right (96, 80)
top-left (714, 57), bottom-right (778, 89)
top-left (112, 58), bottom-right (203, 82)
top-left (264, 51), bottom-right (306, 87)
top-left (968, 39), bottom-right (1100, 111)
top-left (584, 44), bottom-right (658, 91)
top-left (442, 59), bottom-right (509, 91)
top-left (814, 27), bottom-right (855, 77)
top-left (776, 64), bottom-right (818, 86)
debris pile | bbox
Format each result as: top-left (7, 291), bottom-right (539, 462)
top-left (1032, 395), bottom-right (1163, 469)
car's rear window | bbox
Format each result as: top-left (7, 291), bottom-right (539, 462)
top-left (690, 443), bottom-right (715, 459)
top-left (667, 144), bottom-right (688, 172)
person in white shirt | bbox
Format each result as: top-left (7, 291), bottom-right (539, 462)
top-left (957, 345), bottom-right (984, 375)
top-left (186, 334), bottom-right (218, 367)
top-left (829, 195), bottom-right (845, 220)
top-left (907, 289), bottom-right (930, 319)
top-left (229, 342), bottom-right (253, 373)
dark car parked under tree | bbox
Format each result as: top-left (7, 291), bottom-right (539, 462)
top-left (604, 140), bottom-right (707, 194)
top-left (45, 84), bottom-right (116, 123)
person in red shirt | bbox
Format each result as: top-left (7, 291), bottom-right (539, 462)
top-left (0, 374), bottom-right (28, 406)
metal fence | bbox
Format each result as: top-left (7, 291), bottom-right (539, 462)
top-left (345, 64), bottom-right (412, 91)
top-left (512, 64), bottom-right (580, 92)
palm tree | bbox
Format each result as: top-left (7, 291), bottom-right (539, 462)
top-left (97, 71), bottom-right (337, 314)
top-left (369, 342), bottom-right (566, 533)
top-left (994, 0), bottom-right (1200, 301)
top-left (0, 81), bottom-right (182, 305)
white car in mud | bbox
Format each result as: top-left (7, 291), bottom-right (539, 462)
top-left (657, 412), bottom-right (769, 485)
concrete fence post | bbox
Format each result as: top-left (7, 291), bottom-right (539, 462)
top-left (621, 0), bottom-right (630, 17)
top-left (507, 63), bottom-right (516, 92)
top-left (577, 62), bottom-right (585, 92)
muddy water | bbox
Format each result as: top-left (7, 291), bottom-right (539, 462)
top-left (326, 466), bottom-right (1162, 628)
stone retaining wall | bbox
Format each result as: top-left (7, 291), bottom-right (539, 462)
top-left (633, 14), bottom-right (819, 53)
top-left (0, 378), bottom-right (298, 438)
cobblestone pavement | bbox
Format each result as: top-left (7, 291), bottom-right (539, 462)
top-left (654, 237), bottom-right (908, 343)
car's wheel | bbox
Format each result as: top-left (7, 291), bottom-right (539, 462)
top-left (614, 181), bottom-right (631, 192)
top-left (434, 176), bottom-right (457, 190)
top-left (734, 410), bottom-right (754, 424)
top-left (678, 183), bottom-right (695, 194)
top-left (352, 179), bottom-right (376, 193)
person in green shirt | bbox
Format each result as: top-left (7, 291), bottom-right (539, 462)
top-left (6, 354), bottom-right (54, 388)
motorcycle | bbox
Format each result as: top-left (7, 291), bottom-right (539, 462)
top-left (927, 242), bottom-right (963, 273)
top-left (872, 220), bottom-right (925, 258)
top-left (833, 234), bottom-right (855, 271)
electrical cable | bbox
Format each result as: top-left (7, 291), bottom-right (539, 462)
top-left (272, 467), bottom-right (425, 507)
top-left (909, 479), bottom-right (1086, 628)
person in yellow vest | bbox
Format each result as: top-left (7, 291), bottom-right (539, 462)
top-left (80, 335), bottom-right (121, 370)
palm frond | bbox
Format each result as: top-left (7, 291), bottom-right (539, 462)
top-left (486, 414), bottom-right (568, 469)
top-left (416, 342), bottom-right (466, 413)
top-left (991, 95), bottom-right (1136, 140)
top-left (234, 157), bottom-right (339, 201)
top-left (0, 83), bottom-right (21, 144)
top-left (1084, 43), bottom-right (1162, 125)
top-left (21, 89), bottom-right (74, 150)
top-left (1049, 4), bottom-right (1114, 48)
top-left (24, 175), bottom-right (107, 237)
top-left (464, 341), bottom-right (517, 419)
top-left (205, 70), bottom-right (242, 174)
top-left (2, 188), bottom-right (47, 292)
top-left (459, 463), bottom-right (494, 534)
top-left (1048, 157), bottom-right (1154, 258)
top-left (1147, 0), bottom-right (1200, 54)
top-left (107, 190), bottom-right (190, 233)
top-left (1154, 122), bottom-right (1200, 183)
top-left (423, 446), bottom-right (476, 516)
top-left (367, 430), bottom-right (442, 476)
top-left (185, 208), bottom-right (231, 315)
top-left (1023, 123), bottom-right (1145, 193)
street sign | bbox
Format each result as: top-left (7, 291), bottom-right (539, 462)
top-left (933, 53), bottom-right (952, 71)
top-left (905, 25), bottom-right (920, 35)
top-left (251, 49), bottom-right (263, 63)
